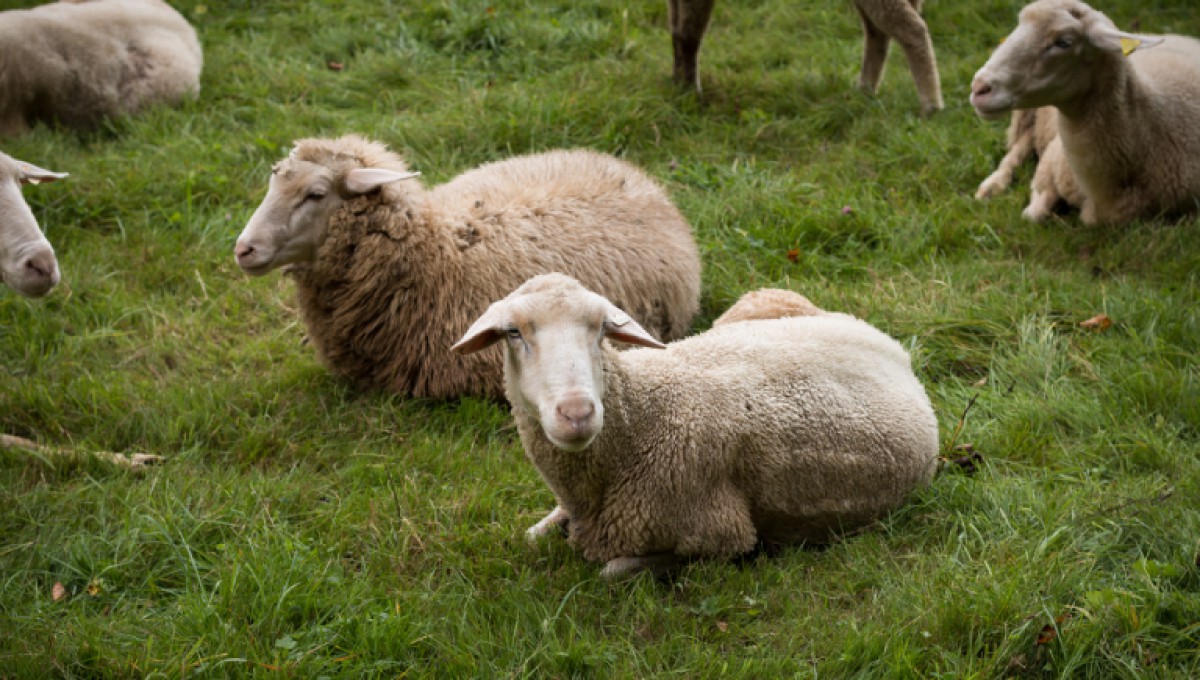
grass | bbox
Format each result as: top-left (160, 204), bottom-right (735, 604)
top-left (2, 0), bottom-right (1198, 676)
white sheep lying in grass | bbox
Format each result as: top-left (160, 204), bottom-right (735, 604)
top-left (0, 0), bottom-right (202, 137)
top-left (235, 135), bottom-right (702, 400)
top-left (970, 0), bottom-right (1200, 224)
top-left (0, 151), bottom-right (65, 297)
top-left (452, 274), bottom-right (939, 578)
top-left (670, 0), bottom-right (943, 115)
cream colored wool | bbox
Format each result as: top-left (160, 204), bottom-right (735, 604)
top-left (712, 288), bottom-right (826, 326)
top-left (0, 0), bottom-right (202, 137)
top-left (454, 274), bottom-right (939, 578)
top-left (238, 136), bottom-right (701, 400)
top-left (971, 0), bottom-right (1200, 224)
top-left (669, 0), bottom-right (943, 115)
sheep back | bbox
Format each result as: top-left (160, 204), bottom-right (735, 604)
top-left (0, 0), bottom-right (202, 135)
top-left (514, 312), bottom-right (939, 564)
top-left (293, 149), bottom-right (701, 400)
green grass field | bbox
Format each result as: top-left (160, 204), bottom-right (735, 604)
top-left (2, 0), bottom-right (1199, 676)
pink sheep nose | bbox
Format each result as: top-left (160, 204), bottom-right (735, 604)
top-left (555, 395), bottom-right (596, 434)
top-left (234, 241), bottom-right (258, 267)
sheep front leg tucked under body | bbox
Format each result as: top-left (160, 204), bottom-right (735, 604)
top-left (526, 505), bottom-right (570, 541)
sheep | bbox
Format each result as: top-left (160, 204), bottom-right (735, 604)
top-left (711, 287), bottom-right (827, 326)
top-left (970, 0), bottom-right (1200, 225)
top-left (0, 150), bottom-right (65, 298)
top-left (0, 0), bottom-right (202, 137)
top-left (669, 0), bottom-right (943, 116)
top-left (234, 135), bottom-right (702, 401)
top-left (451, 273), bottom-right (939, 578)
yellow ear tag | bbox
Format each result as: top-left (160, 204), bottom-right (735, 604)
top-left (1120, 37), bottom-right (1141, 56)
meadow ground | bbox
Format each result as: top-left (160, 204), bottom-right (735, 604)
top-left (2, 0), bottom-right (1198, 676)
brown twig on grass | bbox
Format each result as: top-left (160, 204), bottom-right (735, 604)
top-left (0, 434), bottom-right (163, 469)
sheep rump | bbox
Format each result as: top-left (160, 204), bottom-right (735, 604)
top-left (0, 0), bottom-right (202, 136)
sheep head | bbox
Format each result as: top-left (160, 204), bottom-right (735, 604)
top-left (0, 153), bottom-right (65, 298)
top-left (451, 273), bottom-right (665, 452)
top-left (970, 0), bottom-right (1162, 119)
top-left (234, 135), bottom-right (420, 275)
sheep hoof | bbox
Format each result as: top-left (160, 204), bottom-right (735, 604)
top-left (1021, 205), bottom-right (1048, 222)
top-left (525, 505), bottom-right (570, 542)
top-left (976, 174), bottom-right (1009, 200)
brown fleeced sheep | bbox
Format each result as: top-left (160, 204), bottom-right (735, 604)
top-left (0, 150), bottom-right (65, 297)
top-left (971, 0), bottom-right (1200, 224)
top-left (235, 135), bottom-right (702, 400)
top-left (453, 273), bottom-right (939, 578)
top-left (0, 0), bottom-right (203, 137)
top-left (670, 0), bottom-right (943, 115)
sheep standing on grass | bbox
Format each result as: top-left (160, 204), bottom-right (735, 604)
top-left (0, 0), bottom-right (202, 137)
top-left (452, 274), bottom-right (939, 578)
top-left (971, 0), bottom-right (1200, 224)
top-left (235, 135), bottom-right (701, 401)
top-left (670, 0), bottom-right (943, 116)
top-left (0, 151), bottom-right (65, 298)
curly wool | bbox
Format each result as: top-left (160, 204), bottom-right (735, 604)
top-left (288, 139), bottom-right (701, 400)
top-left (512, 301), bottom-right (940, 564)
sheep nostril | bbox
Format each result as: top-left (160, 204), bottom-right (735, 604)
top-left (556, 398), bottom-right (595, 429)
top-left (24, 257), bottom-right (50, 278)
top-left (973, 82), bottom-right (994, 98)
top-left (235, 243), bottom-right (255, 261)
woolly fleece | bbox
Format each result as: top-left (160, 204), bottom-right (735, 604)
top-left (282, 136), bottom-right (701, 400)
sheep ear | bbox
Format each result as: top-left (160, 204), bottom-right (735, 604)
top-left (451, 300), bottom-right (509, 355)
top-left (602, 303), bottom-right (665, 349)
top-left (1087, 24), bottom-right (1164, 55)
top-left (17, 161), bottom-right (67, 185)
top-left (345, 168), bottom-right (421, 195)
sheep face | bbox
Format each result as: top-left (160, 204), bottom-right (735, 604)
top-left (452, 274), bottom-right (665, 452)
top-left (0, 155), bottom-right (64, 298)
top-left (235, 159), bottom-right (343, 275)
top-left (970, 0), bottom-right (1159, 119)
top-left (234, 155), bottom-right (419, 275)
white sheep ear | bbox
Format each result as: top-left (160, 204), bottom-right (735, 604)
top-left (17, 161), bottom-right (68, 185)
top-left (1087, 24), bottom-right (1164, 55)
top-left (345, 168), bottom-right (421, 195)
top-left (451, 300), bottom-right (509, 355)
top-left (602, 303), bottom-right (665, 349)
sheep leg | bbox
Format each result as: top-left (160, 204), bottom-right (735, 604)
top-left (978, 110), bottom-right (1043, 199)
top-left (600, 553), bottom-right (683, 579)
top-left (525, 505), bottom-right (570, 541)
top-left (855, 6), bottom-right (891, 96)
top-left (1021, 185), bottom-right (1058, 222)
top-left (856, 0), bottom-right (942, 116)
top-left (669, 0), bottom-right (716, 93)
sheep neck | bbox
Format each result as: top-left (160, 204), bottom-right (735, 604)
top-left (288, 192), bottom-right (462, 393)
top-left (1054, 53), bottom-right (1151, 191)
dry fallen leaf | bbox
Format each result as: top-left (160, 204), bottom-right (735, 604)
top-left (51, 582), bottom-right (66, 602)
top-left (786, 248), bottom-right (800, 263)
top-left (1036, 613), bottom-right (1071, 645)
top-left (715, 620), bottom-right (729, 632)
top-left (327, 61), bottom-right (344, 71)
top-left (1080, 314), bottom-right (1113, 331)
top-left (86, 579), bottom-right (102, 597)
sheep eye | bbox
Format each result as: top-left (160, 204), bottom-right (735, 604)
top-left (1052, 36), bottom-right (1073, 50)
top-left (304, 191), bottom-right (326, 202)
top-left (506, 327), bottom-right (522, 341)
